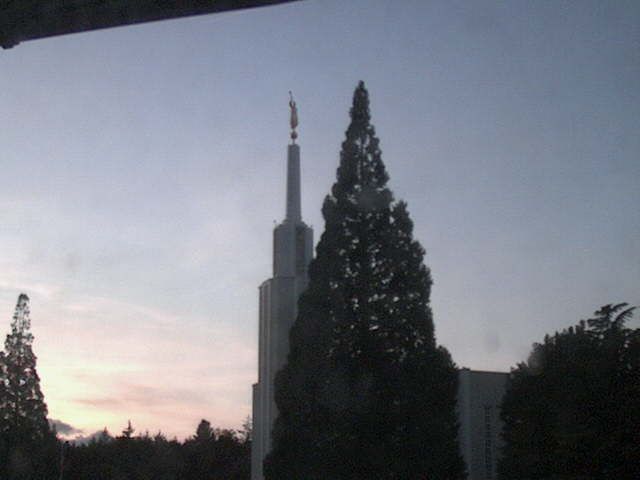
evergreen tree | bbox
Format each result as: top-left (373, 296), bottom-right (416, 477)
top-left (0, 293), bottom-right (57, 479)
top-left (195, 419), bottom-right (215, 442)
top-left (239, 415), bottom-right (252, 445)
top-left (265, 82), bottom-right (464, 479)
top-left (183, 420), bottom-right (250, 480)
top-left (499, 303), bottom-right (639, 479)
top-left (97, 427), bottom-right (113, 444)
top-left (120, 419), bottom-right (135, 439)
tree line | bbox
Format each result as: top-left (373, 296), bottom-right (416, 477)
top-left (61, 419), bottom-right (250, 480)
top-left (1, 82), bottom-right (638, 479)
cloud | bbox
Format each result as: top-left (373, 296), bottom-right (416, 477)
top-left (49, 418), bottom-right (83, 436)
top-left (73, 397), bottom-right (122, 408)
top-left (73, 383), bottom-right (210, 410)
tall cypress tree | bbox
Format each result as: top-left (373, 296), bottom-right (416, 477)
top-left (0, 293), bottom-right (55, 479)
top-left (265, 82), bottom-right (464, 479)
top-left (0, 293), bottom-right (50, 439)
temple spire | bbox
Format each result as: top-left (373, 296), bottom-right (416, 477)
top-left (252, 93), bottom-right (314, 480)
top-left (286, 93), bottom-right (301, 222)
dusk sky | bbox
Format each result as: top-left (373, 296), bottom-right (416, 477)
top-left (1, 0), bottom-right (638, 440)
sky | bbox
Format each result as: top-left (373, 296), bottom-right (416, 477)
top-left (0, 0), bottom-right (638, 440)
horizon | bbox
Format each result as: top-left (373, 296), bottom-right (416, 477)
top-left (1, 0), bottom-right (638, 440)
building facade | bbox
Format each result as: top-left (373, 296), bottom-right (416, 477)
top-left (458, 368), bottom-right (509, 480)
top-left (251, 125), bottom-right (313, 480)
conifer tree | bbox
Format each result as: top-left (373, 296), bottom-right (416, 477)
top-left (265, 82), bottom-right (464, 479)
top-left (120, 420), bottom-right (135, 439)
top-left (0, 294), bottom-right (50, 440)
top-left (194, 419), bottom-right (215, 442)
top-left (0, 293), bottom-right (56, 479)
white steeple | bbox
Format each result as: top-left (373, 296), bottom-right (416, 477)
top-left (285, 143), bottom-right (302, 223)
top-left (251, 94), bottom-right (314, 480)
top-left (285, 92), bottom-right (301, 223)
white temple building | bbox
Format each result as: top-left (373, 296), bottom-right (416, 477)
top-left (251, 96), bottom-right (313, 480)
top-left (458, 368), bottom-right (509, 480)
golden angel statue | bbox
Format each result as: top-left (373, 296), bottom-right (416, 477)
top-left (289, 91), bottom-right (298, 142)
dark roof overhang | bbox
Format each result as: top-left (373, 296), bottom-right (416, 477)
top-left (1, 0), bottom-right (301, 49)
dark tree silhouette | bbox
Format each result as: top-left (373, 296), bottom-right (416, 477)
top-left (183, 420), bottom-right (249, 480)
top-left (239, 415), bottom-right (252, 445)
top-left (120, 419), bottom-right (135, 439)
top-left (195, 419), bottom-right (215, 442)
top-left (0, 293), bottom-right (58, 479)
top-left (265, 82), bottom-right (465, 479)
top-left (499, 303), bottom-right (640, 479)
